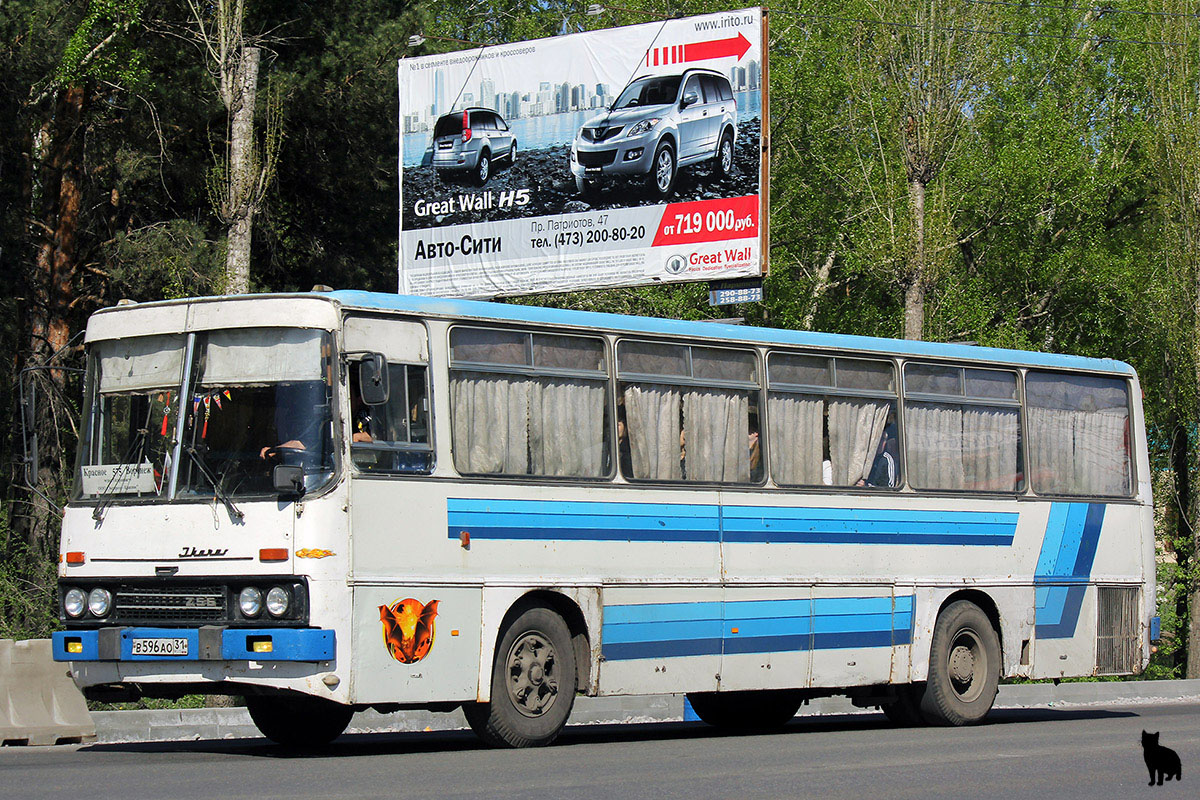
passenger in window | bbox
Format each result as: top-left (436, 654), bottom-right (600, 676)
top-left (616, 416), bottom-right (634, 477)
top-left (349, 376), bottom-right (374, 444)
top-left (822, 429), bottom-right (833, 486)
top-left (747, 412), bottom-right (762, 477)
top-left (859, 423), bottom-right (898, 488)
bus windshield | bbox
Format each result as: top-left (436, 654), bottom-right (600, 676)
top-left (76, 328), bottom-right (336, 501)
top-left (77, 334), bottom-right (186, 499)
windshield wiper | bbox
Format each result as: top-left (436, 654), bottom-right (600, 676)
top-left (183, 444), bottom-right (244, 522)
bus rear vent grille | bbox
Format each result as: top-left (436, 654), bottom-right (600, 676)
top-left (113, 585), bottom-right (227, 623)
top-left (1096, 586), bottom-right (1139, 675)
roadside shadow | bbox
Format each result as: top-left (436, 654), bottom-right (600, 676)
top-left (78, 705), bottom-right (1142, 759)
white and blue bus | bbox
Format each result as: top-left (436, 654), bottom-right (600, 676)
top-left (51, 290), bottom-right (1154, 746)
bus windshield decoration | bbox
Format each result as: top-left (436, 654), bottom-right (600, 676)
top-left (51, 291), bottom-right (1155, 750)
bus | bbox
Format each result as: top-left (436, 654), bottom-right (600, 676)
top-left (50, 290), bottom-right (1155, 747)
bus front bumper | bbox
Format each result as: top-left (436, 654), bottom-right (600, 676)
top-left (51, 627), bottom-right (334, 662)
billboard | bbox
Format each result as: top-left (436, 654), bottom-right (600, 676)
top-left (398, 8), bottom-right (767, 298)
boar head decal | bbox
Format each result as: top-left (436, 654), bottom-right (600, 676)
top-left (379, 598), bottom-right (439, 663)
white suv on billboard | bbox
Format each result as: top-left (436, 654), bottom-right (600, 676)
top-left (570, 69), bottom-right (737, 198)
top-left (429, 108), bottom-right (516, 186)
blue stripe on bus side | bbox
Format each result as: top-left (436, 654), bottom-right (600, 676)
top-left (601, 596), bottom-right (915, 661)
top-left (1034, 503), bottom-right (1105, 639)
top-left (448, 498), bottom-right (1017, 546)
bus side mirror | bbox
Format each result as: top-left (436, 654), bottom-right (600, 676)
top-left (273, 465), bottom-right (305, 497)
top-left (358, 353), bottom-right (389, 406)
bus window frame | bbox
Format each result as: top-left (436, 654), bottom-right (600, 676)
top-left (899, 360), bottom-right (1024, 496)
top-left (764, 350), bottom-right (900, 492)
top-left (347, 358), bottom-right (436, 477)
top-left (1020, 367), bottom-right (1137, 501)
top-left (615, 337), bottom-right (765, 487)
top-left (448, 324), bottom-right (615, 482)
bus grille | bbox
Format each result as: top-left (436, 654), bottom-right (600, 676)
top-left (113, 585), bottom-right (227, 624)
top-left (1096, 586), bottom-right (1140, 675)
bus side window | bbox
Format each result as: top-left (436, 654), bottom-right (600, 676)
top-left (350, 362), bottom-right (433, 474)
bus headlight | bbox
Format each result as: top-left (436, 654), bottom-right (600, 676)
top-left (239, 587), bottom-right (263, 618)
top-left (266, 586), bottom-right (290, 618)
top-left (64, 588), bottom-right (87, 618)
top-left (87, 587), bottom-right (112, 617)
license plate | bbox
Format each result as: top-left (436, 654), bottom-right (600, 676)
top-left (131, 637), bottom-right (189, 657)
top-left (585, 167), bottom-right (602, 174)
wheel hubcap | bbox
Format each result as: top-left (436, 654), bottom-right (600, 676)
top-left (480, 158), bottom-right (489, 181)
top-left (506, 631), bottom-right (559, 717)
top-left (947, 629), bottom-right (984, 701)
top-left (721, 141), bottom-right (732, 171)
top-left (657, 151), bottom-right (672, 190)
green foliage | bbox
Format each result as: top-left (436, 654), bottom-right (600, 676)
top-left (0, 506), bottom-right (59, 640)
top-left (106, 219), bottom-right (226, 300)
top-left (56, 0), bottom-right (148, 89)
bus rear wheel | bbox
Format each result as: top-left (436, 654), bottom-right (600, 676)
top-left (686, 689), bottom-right (803, 730)
top-left (463, 605), bottom-right (577, 747)
top-left (246, 693), bottom-right (354, 748)
top-left (920, 600), bottom-right (1000, 726)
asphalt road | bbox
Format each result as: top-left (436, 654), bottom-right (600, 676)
top-left (1, 703), bottom-right (1195, 800)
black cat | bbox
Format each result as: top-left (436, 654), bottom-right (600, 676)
top-left (1142, 730), bottom-right (1182, 786)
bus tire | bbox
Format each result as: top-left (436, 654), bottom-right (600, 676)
top-left (881, 684), bottom-right (927, 726)
top-left (920, 601), bottom-right (1000, 726)
top-left (686, 689), bottom-right (803, 729)
top-left (463, 605), bottom-right (577, 747)
top-left (246, 693), bottom-right (354, 748)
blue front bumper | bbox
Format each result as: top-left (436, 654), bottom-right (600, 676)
top-left (52, 627), bottom-right (335, 662)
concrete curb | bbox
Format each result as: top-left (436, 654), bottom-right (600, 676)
top-left (88, 680), bottom-right (1200, 745)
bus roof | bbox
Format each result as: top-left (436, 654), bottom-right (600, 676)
top-left (327, 290), bottom-right (1136, 377)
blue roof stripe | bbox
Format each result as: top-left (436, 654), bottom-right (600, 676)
top-left (326, 290), bottom-right (1135, 375)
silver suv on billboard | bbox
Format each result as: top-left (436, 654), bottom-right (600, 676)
top-left (429, 108), bottom-right (516, 185)
top-left (570, 69), bottom-right (736, 198)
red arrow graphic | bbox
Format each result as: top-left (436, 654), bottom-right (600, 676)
top-left (645, 33), bottom-right (752, 68)
top-left (686, 32), bottom-right (751, 62)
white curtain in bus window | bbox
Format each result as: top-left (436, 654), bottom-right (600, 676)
top-left (450, 373), bottom-right (530, 474)
top-left (1026, 372), bottom-right (1130, 496)
top-left (529, 378), bottom-right (606, 476)
top-left (683, 388), bottom-right (749, 482)
top-left (906, 404), bottom-right (966, 489)
top-left (904, 365), bottom-right (1021, 492)
top-left (624, 383), bottom-right (683, 480)
top-left (767, 393), bottom-right (824, 485)
top-left (450, 328), bottom-right (607, 477)
top-left (828, 398), bottom-right (888, 484)
top-left (97, 335), bottom-right (185, 392)
top-left (201, 328), bottom-right (325, 384)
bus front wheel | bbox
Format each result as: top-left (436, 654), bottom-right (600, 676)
top-left (686, 689), bottom-right (803, 729)
top-left (920, 600), bottom-right (1000, 726)
top-left (246, 693), bottom-right (354, 747)
top-left (463, 605), bottom-right (577, 747)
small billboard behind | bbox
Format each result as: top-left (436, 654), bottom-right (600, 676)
top-left (398, 7), bottom-right (766, 298)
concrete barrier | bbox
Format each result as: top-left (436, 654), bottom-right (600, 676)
top-left (0, 639), bottom-right (95, 746)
